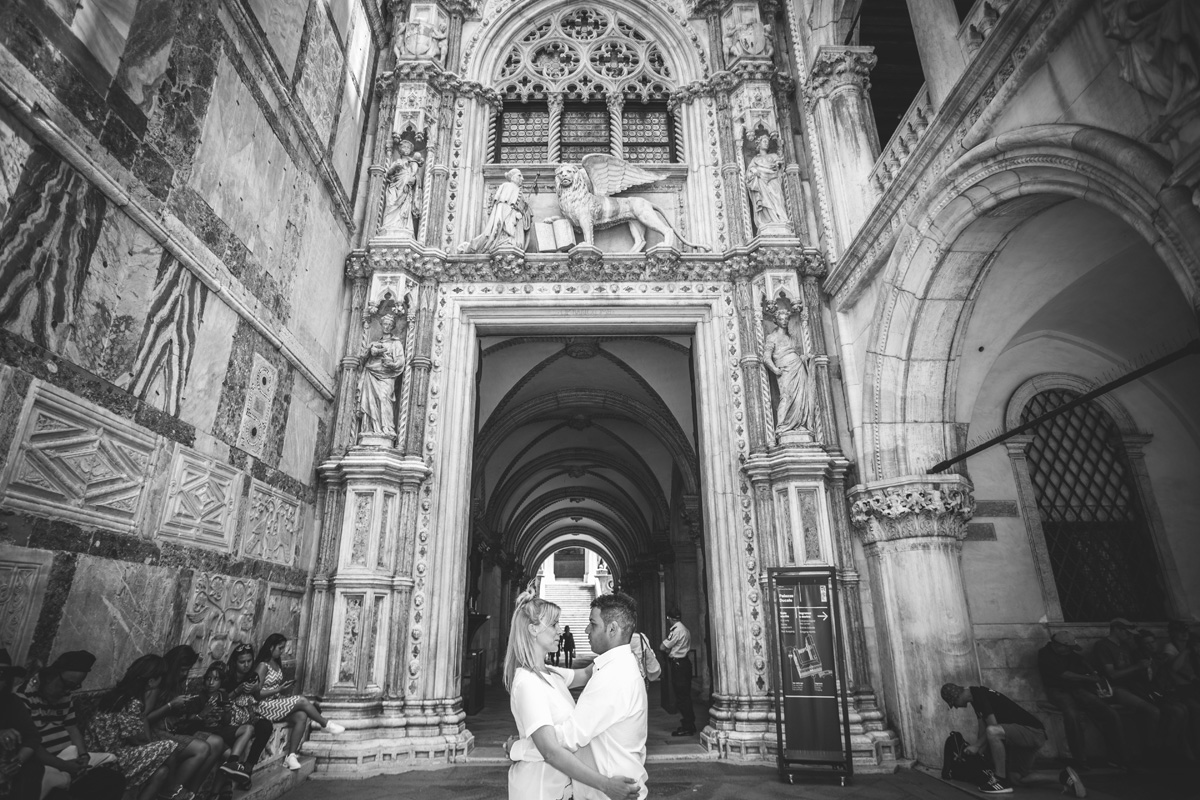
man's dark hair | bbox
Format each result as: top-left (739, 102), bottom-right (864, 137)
top-left (593, 592), bottom-right (637, 637)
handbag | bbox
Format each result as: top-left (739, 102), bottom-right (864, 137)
top-left (632, 632), bottom-right (661, 682)
top-left (941, 731), bottom-right (991, 784)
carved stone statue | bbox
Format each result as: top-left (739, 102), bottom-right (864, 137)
top-left (546, 154), bottom-right (709, 252)
top-left (357, 311), bottom-right (407, 444)
top-left (460, 168), bottom-right (531, 253)
top-left (745, 134), bottom-right (789, 234)
top-left (763, 301), bottom-right (816, 437)
top-left (1103, 0), bottom-right (1200, 120)
top-left (379, 139), bottom-right (424, 239)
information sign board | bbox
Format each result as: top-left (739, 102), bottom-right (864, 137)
top-left (768, 567), bottom-right (853, 783)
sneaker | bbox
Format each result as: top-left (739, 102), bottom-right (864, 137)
top-left (1060, 766), bottom-right (1087, 797)
top-left (323, 721), bottom-right (346, 734)
top-left (284, 753), bottom-right (302, 771)
top-left (670, 727), bottom-right (697, 737)
top-left (218, 758), bottom-right (249, 782)
top-left (977, 774), bottom-right (1013, 794)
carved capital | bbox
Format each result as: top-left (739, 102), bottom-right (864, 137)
top-left (345, 249), bottom-right (374, 280)
top-left (808, 45), bottom-right (877, 99)
top-left (847, 475), bottom-right (975, 546)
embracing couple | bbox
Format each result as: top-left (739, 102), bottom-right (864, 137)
top-left (504, 588), bottom-right (653, 800)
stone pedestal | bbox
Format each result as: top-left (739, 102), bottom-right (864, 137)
top-left (848, 474), bottom-right (977, 766)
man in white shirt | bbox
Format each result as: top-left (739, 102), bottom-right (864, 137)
top-left (661, 608), bottom-right (695, 736)
top-left (510, 592), bottom-right (649, 800)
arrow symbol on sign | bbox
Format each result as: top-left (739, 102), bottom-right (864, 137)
top-left (819, 612), bottom-right (829, 621)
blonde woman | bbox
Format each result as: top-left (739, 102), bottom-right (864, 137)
top-left (505, 588), bottom-right (639, 800)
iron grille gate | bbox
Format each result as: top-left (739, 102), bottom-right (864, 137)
top-left (1021, 389), bottom-right (1166, 622)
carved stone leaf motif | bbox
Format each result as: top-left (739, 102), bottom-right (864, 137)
top-left (3, 384), bottom-right (156, 532)
top-left (338, 595), bottom-right (365, 684)
top-left (182, 572), bottom-right (260, 665)
top-left (350, 493), bottom-right (372, 566)
top-left (242, 481), bottom-right (301, 567)
top-left (0, 564), bottom-right (38, 655)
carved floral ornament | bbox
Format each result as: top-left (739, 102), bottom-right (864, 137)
top-left (848, 481), bottom-right (976, 545)
top-left (806, 46), bottom-right (877, 101)
top-left (495, 8), bottom-right (673, 102)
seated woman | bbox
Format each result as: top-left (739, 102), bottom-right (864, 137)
top-left (171, 663), bottom-right (257, 799)
top-left (222, 645), bottom-right (274, 788)
top-left (146, 646), bottom-right (229, 796)
top-left (249, 635), bottom-right (344, 771)
top-left (505, 587), bottom-right (639, 800)
top-left (87, 655), bottom-right (210, 800)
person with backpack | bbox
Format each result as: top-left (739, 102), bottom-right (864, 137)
top-left (941, 682), bottom-right (1082, 796)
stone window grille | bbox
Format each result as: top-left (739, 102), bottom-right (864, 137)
top-left (490, 7), bottom-right (679, 164)
top-left (1006, 384), bottom-right (1169, 622)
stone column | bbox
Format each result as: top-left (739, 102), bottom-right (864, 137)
top-left (547, 93), bottom-right (564, 164)
top-left (607, 93), bottom-right (625, 158)
top-left (905, 0), bottom-right (967, 109)
top-left (714, 93), bottom-right (752, 246)
top-left (848, 475), bottom-right (977, 766)
top-left (806, 46), bottom-right (880, 255)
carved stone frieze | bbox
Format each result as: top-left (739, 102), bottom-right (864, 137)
top-left (181, 571), bottom-right (260, 665)
top-left (0, 383), bottom-right (157, 533)
top-left (847, 476), bottom-right (976, 546)
top-left (0, 545), bottom-right (54, 662)
top-left (242, 480), bottom-right (303, 567)
top-left (380, 62), bottom-right (502, 109)
top-left (159, 446), bottom-right (244, 552)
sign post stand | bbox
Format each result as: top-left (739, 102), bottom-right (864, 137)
top-left (767, 567), bottom-right (853, 785)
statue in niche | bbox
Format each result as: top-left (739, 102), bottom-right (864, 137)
top-left (379, 138), bottom-right (425, 239)
top-left (763, 299), bottom-right (816, 436)
top-left (357, 302), bottom-right (409, 444)
top-left (460, 168), bottom-right (531, 253)
top-left (1102, 0), bottom-right (1200, 144)
top-left (745, 133), bottom-right (789, 233)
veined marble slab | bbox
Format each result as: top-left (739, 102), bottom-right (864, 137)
top-left (247, 0), bottom-right (308, 78)
top-left (296, 6), bottom-right (345, 148)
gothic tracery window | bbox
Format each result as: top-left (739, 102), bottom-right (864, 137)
top-left (492, 7), bottom-right (679, 164)
top-left (1020, 389), bottom-right (1167, 621)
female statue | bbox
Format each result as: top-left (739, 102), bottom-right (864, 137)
top-left (763, 303), bottom-right (815, 435)
top-left (379, 139), bottom-right (424, 239)
top-left (746, 135), bottom-right (788, 230)
top-left (357, 312), bottom-right (407, 442)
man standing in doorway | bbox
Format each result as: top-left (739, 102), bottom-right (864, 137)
top-left (510, 592), bottom-right (649, 799)
top-left (661, 609), bottom-right (696, 737)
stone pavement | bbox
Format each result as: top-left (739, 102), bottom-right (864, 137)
top-left (284, 761), bottom-right (1194, 800)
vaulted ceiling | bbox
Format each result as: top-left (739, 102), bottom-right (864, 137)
top-left (472, 335), bottom-right (699, 580)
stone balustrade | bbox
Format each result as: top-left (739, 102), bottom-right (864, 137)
top-left (869, 85), bottom-right (933, 195)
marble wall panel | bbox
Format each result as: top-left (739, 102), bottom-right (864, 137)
top-left (55, 556), bottom-right (178, 688)
top-left (61, 210), bottom-right (164, 384)
top-left (70, 0), bottom-right (140, 78)
top-left (0, 108), bottom-right (37, 223)
top-left (247, 0), bottom-right (308, 78)
top-left (212, 321), bottom-right (294, 466)
top-left (0, 544), bottom-right (55, 664)
top-left (188, 54), bottom-right (303, 285)
top-left (344, 1), bottom-right (372, 94)
top-left (236, 354), bottom-right (279, 459)
top-left (291, 194), bottom-right (351, 373)
top-left (332, 74), bottom-right (364, 195)
top-left (0, 382), bottom-right (159, 533)
top-left (241, 479), bottom-right (302, 567)
top-left (114, 0), bottom-right (177, 117)
top-left (279, 396), bottom-right (319, 485)
top-left (0, 148), bottom-right (107, 351)
top-left (328, 0), bottom-right (353, 43)
top-left (157, 444), bottom-right (244, 551)
top-left (260, 584), bottom-right (304, 666)
top-left (178, 298), bottom-right (238, 436)
top-left (296, 7), bottom-right (345, 147)
top-left (180, 570), bottom-right (259, 666)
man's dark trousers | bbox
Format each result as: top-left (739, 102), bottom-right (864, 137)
top-left (671, 655), bottom-right (695, 731)
top-left (1045, 686), bottom-right (1125, 764)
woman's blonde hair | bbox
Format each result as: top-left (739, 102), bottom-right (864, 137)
top-left (503, 585), bottom-right (561, 690)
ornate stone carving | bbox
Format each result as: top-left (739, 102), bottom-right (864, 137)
top-left (241, 480), bottom-right (302, 566)
top-left (338, 594), bottom-right (365, 684)
top-left (181, 572), bottom-right (260, 665)
top-left (848, 477), bottom-right (976, 546)
top-left (762, 297), bottom-right (815, 440)
top-left (549, 155), bottom-right (709, 252)
top-left (236, 353), bottom-right (278, 459)
top-left (1, 383), bottom-right (156, 533)
top-left (396, 4), bottom-right (448, 65)
top-left (723, 3), bottom-right (774, 63)
top-left (744, 134), bottom-right (792, 236)
top-left (0, 546), bottom-right (54, 662)
top-left (807, 46), bottom-right (877, 100)
top-left (357, 304), bottom-right (409, 447)
top-left (460, 169), bottom-right (531, 253)
top-left (378, 137), bottom-right (426, 240)
top-left (261, 585), bottom-right (304, 666)
top-left (159, 446), bottom-right (244, 552)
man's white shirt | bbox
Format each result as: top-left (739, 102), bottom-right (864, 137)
top-left (510, 643), bottom-right (649, 799)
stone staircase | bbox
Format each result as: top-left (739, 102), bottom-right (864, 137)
top-left (541, 580), bottom-right (596, 663)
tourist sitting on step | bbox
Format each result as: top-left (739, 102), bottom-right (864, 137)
top-left (1037, 630), bottom-right (1128, 768)
top-left (15, 649), bottom-right (121, 799)
top-left (86, 655), bottom-right (210, 800)
top-left (248, 634), bottom-right (345, 771)
top-left (146, 646), bottom-right (231, 798)
top-left (1132, 626), bottom-right (1195, 763)
top-left (1092, 618), bottom-right (1166, 763)
top-left (223, 644), bottom-right (276, 787)
top-left (1160, 622), bottom-right (1200, 759)
top-left (167, 661), bottom-right (262, 797)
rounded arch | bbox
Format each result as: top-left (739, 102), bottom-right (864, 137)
top-left (529, 534), bottom-right (622, 582)
top-left (1005, 373), bottom-right (1142, 435)
top-left (859, 124), bottom-right (1200, 481)
top-left (464, 0), bottom-right (709, 85)
top-left (507, 487), bottom-right (652, 553)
